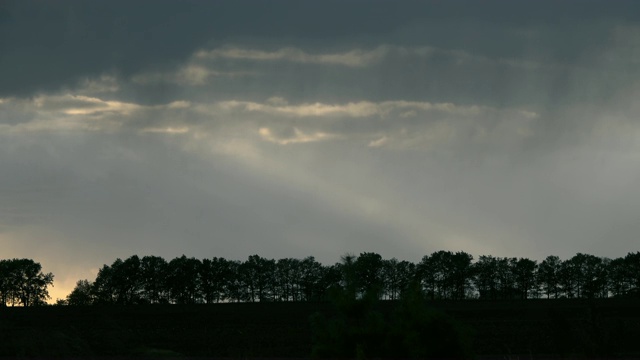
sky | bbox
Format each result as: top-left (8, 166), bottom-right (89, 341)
top-left (2, 0), bottom-right (640, 302)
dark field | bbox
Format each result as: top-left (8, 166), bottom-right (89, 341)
top-left (1, 299), bottom-right (640, 358)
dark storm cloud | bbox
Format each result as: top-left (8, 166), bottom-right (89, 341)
top-left (0, 0), bottom-right (420, 97)
top-left (2, 0), bottom-right (640, 98)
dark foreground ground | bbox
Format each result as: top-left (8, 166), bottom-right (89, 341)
top-left (1, 299), bottom-right (639, 359)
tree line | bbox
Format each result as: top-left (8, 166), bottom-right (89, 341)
top-left (0, 258), bottom-right (54, 306)
top-left (61, 251), bottom-right (640, 306)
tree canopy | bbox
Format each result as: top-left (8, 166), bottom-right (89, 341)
top-left (63, 251), bottom-right (640, 306)
top-left (0, 258), bottom-right (54, 307)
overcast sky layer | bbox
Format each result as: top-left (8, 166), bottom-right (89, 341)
top-left (2, 1), bottom-right (640, 301)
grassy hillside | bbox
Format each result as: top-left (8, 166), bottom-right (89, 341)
top-left (1, 299), bottom-right (639, 358)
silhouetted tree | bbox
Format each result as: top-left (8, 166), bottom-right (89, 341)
top-left (0, 259), bottom-right (18, 306)
top-left (200, 257), bottom-right (230, 303)
top-left (606, 252), bottom-right (640, 297)
top-left (383, 258), bottom-right (416, 300)
top-left (418, 251), bottom-right (449, 299)
top-left (299, 256), bottom-right (325, 301)
top-left (624, 252), bottom-right (640, 292)
top-left (558, 258), bottom-right (578, 298)
top-left (140, 255), bottom-right (169, 304)
top-left (595, 257), bottom-right (611, 298)
top-left (117, 255), bottom-right (144, 304)
top-left (315, 263), bottom-right (342, 301)
top-left (0, 259), bottom-right (54, 306)
top-left (472, 255), bottom-right (498, 300)
top-left (224, 259), bottom-right (248, 302)
top-left (537, 255), bottom-right (562, 299)
top-left (239, 255), bottom-right (276, 302)
top-left (450, 251), bottom-right (475, 299)
top-left (562, 253), bottom-right (608, 299)
top-left (512, 257), bottom-right (538, 299)
top-left (418, 251), bottom-right (474, 300)
top-left (63, 250), bottom-right (640, 305)
top-left (496, 257), bottom-right (518, 299)
top-left (337, 253), bottom-right (358, 299)
top-left (354, 252), bottom-right (385, 299)
top-left (273, 258), bottom-right (297, 301)
top-left (67, 279), bottom-right (94, 305)
top-left (166, 255), bottom-right (202, 304)
top-left (258, 256), bottom-right (277, 302)
top-left (608, 256), bottom-right (629, 297)
top-left (92, 262), bottom-right (117, 304)
top-left (579, 254), bottom-right (609, 298)
top-left (418, 254), bottom-right (437, 300)
top-left (92, 256), bottom-right (144, 304)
